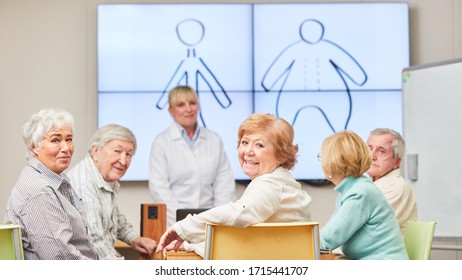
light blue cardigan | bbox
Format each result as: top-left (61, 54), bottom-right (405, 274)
top-left (320, 176), bottom-right (409, 260)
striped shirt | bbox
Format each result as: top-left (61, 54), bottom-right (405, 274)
top-left (3, 157), bottom-right (98, 260)
top-left (66, 155), bottom-right (138, 260)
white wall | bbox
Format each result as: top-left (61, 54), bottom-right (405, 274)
top-left (1, 0), bottom-right (462, 259)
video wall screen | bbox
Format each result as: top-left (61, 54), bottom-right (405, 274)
top-left (98, 3), bottom-right (409, 181)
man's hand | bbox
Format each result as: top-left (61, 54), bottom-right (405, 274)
top-left (131, 236), bottom-right (157, 256)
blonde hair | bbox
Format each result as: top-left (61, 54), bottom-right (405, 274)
top-left (321, 130), bottom-right (371, 178)
top-left (168, 85), bottom-right (199, 109)
top-left (238, 113), bottom-right (298, 170)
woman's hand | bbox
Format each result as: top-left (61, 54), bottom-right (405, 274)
top-left (155, 226), bottom-right (185, 253)
top-left (161, 240), bottom-right (185, 259)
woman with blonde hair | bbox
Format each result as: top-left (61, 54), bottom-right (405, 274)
top-left (319, 130), bottom-right (408, 260)
top-left (149, 85), bottom-right (236, 228)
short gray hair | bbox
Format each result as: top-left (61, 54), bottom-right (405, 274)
top-left (88, 124), bottom-right (136, 154)
top-left (22, 108), bottom-right (74, 157)
top-left (370, 128), bottom-right (405, 160)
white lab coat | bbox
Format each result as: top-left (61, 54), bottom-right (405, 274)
top-left (149, 123), bottom-right (236, 227)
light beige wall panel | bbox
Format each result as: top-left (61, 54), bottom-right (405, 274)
top-left (456, 0), bottom-right (462, 57)
top-left (408, 0), bottom-right (455, 65)
top-left (0, 0), bottom-right (90, 216)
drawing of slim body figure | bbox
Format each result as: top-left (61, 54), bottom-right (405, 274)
top-left (156, 18), bottom-right (231, 127)
top-left (261, 19), bottom-right (367, 132)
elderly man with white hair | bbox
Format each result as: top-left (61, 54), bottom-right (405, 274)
top-left (366, 128), bottom-right (418, 235)
top-left (67, 124), bottom-right (156, 259)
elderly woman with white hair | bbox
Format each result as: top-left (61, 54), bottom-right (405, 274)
top-left (3, 107), bottom-right (98, 260)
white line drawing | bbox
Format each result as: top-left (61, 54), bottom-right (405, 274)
top-left (261, 19), bottom-right (368, 132)
top-left (156, 19), bottom-right (232, 127)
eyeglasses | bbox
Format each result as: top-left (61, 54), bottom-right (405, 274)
top-left (317, 153), bottom-right (321, 161)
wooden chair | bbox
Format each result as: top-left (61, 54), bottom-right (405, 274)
top-left (204, 222), bottom-right (321, 260)
top-left (404, 221), bottom-right (436, 260)
top-left (139, 204), bottom-right (166, 260)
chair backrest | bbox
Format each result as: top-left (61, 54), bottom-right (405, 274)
top-left (403, 221), bottom-right (436, 260)
top-left (0, 224), bottom-right (24, 260)
top-left (176, 208), bottom-right (209, 222)
top-left (204, 222), bottom-right (320, 260)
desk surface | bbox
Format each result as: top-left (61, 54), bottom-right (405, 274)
top-left (116, 239), bottom-right (334, 261)
top-left (320, 253), bottom-right (336, 260)
top-left (114, 239), bottom-right (131, 249)
top-left (165, 251), bottom-right (335, 260)
top-left (114, 239), bottom-right (163, 260)
top-left (166, 251), bottom-right (203, 260)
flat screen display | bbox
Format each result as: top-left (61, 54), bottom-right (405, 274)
top-left (98, 3), bottom-right (409, 181)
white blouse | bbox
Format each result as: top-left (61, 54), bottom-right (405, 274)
top-left (174, 167), bottom-right (312, 244)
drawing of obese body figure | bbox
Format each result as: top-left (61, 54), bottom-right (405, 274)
top-left (261, 19), bottom-right (368, 133)
top-left (156, 18), bottom-right (232, 127)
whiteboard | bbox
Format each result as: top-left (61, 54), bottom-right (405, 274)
top-left (402, 58), bottom-right (462, 238)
